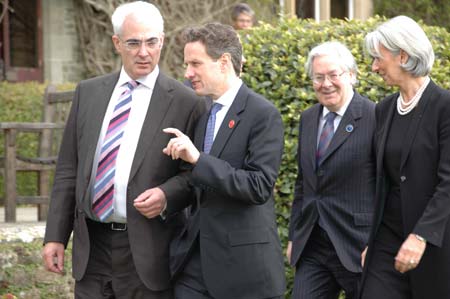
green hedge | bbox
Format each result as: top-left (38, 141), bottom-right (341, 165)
top-left (0, 82), bottom-right (75, 201)
top-left (241, 16), bottom-right (450, 296)
top-left (374, 0), bottom-right (450, 32)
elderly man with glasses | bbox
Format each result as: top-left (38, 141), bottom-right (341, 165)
top-left (42, 2), bottom-right (205, 298)
top-left (286, 41), bottom-right (376, 299)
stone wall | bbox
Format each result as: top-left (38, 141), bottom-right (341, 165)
top-left (0, 224), bottom-right (74, 298)
top-left (42, 0), bottom-right (84, 84)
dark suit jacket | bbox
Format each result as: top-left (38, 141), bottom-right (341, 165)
top-left (43, 71), bottom-right (205, 291)
top-left (361, 81), bottom-right (450, 298)
top-left (167, 83), bottom-right (286, 299)
top-left (288, 91), bottom-right (376, 273)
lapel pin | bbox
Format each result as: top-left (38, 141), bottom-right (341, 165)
top-left (228, 120), bottom-right (235, 129)
top-left (345, 124), bottom-right (354, 133)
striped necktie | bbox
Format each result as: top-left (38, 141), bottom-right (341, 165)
top-left (92, 80), bottom-right (139, 221)
top-left (203, 103), bottom-right (223, 154)
top-left (316, 112), bottom-right (337, 166)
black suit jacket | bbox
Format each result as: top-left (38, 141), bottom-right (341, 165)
top-left (168, 83), bottom-right (286, 299)
top-left (288, 91), bottom-right (376, 272)
top-left (44, 71), bottom-right (205, 290)
top-left (361, 81), bottom-right (450, 298)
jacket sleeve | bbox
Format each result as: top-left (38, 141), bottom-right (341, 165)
top-left (288, 117), bottom-right (304, 240)
top-left (44, 83), bottom-right (80, 246)
top-left (190, 102), bottom-right (284, 205)
top-left (413, 89), bottom-right (450, 247)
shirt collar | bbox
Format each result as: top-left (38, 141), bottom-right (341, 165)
top-left (214, 77), bottom-right (243, 107)
top-left (322, 88), bottom-right (354, 119)
top-left (117, 65), bottom-right (160, 90)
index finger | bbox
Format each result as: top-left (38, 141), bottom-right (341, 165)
top-left (163, 127), bottom-right (184, 137)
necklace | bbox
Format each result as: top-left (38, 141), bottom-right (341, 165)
top-left (396, 76), bottom-right (430, 115)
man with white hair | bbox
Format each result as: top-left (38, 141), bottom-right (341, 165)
top-left (286, 41), bottom-right (376, 299)
top-left (42, 1), bottom-right (204, 298)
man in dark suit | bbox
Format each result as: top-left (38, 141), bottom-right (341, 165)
top-left (159, 23), bottom-right (286, 299)
top-left (286, 41), bottom-right (376, 299)
top-left (41, 2), bottom-right (205, 298)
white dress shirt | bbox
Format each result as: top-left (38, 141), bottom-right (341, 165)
top-left (90, 66), bottom-right (159, 222)
top-left (317, 89), bottom-right (354, 147)
top-left (212, 77), bottom-right (243, 140)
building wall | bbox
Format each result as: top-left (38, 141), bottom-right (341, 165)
top-left (288, 0), bottom-right (373, 21)
top-left (42, 0), bottom-right (84, 83)
top-left (354, 0), bottom-right (373, 20)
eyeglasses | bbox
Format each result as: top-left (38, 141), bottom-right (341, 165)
top-left (312, 71), bottom-right (346, 85)
top-left (120, 37), bottom-right (160, 51)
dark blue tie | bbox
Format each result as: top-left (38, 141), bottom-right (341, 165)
top-left (316, 112), bottom-right (337, 166)
top-left (203, 103), bottom-right (223, 154)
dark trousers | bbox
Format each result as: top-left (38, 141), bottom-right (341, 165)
top-left (360, 223), bottom-right (412, 299)
top-left (292, 225), bottom-right (360, 299)
top-left (75, 219), bottom-right (173, 299)
top-left (174, 242), bottom-right (283, 299)
top-left (174, 241), bottom-right (214, 299)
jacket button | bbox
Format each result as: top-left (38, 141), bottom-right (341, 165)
top-left (400, 176), bottom-right (406, 182)
top-left (317, 170), bottom-right (324, 177)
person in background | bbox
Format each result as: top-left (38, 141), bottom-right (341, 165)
top-left (41, 1), bottom-right (205, 298)
top-left (287, 41), bottom-right (376, 299)
top-left (360, 15), bottom-right (450, 299)
top-left (231, 3), bottom-right (255, 30)
top-left (157, 22), bottom-right (286, 299)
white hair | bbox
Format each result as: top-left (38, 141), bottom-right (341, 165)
top-left (364, 15), bottom-right (434, 77)
top-left (111, 1), bottom-right (164, 36)
top-left (305, 41), bottom-right (358, 85)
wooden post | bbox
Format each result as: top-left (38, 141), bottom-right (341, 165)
top-left (320, 0), bottom-right (331, 21)
top-left (284, 0), bottom-right (297, 18)
top-left (4, 128), bottom-right (17, 222)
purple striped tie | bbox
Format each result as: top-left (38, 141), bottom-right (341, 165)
top-left (92, 80), bottom-right (138, 221)
top-left (316, 112), bottom-right (336, 166)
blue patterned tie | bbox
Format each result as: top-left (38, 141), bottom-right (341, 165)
top-left (92, 81), bottom-right (138, 221)
top-left (203, 103), bottom-right (223, 154)
top-left (316, 112), bottom-right (337, 166)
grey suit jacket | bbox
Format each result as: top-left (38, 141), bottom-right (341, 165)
top-left (44, 71), bottom-right (205, 290)
top-left (168, 84), bottom-right (286, 299)
top-left (288, 91), bottom-right (376, 272)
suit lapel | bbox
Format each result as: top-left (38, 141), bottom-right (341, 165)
top-left (399, 81), bottom-right (434, 170)
top-left (376, 95), bottom-right (396, 175)
top-left (319, 92), bottom-right (363, 166)
top-left (83, 73), bottom-right (119, 180)
top-left (304, 104), bottom-right (321, 171)
top-left (128, 73), bottom-right (174, 182)
top-left (209, 84), bottom-right (247, 157)
top-left (194, 98), bottom-right (212, 150)
top-left (195, 114), bottom-right (208, 150)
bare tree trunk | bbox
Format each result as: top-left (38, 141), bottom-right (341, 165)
top-left (73, 0), bottom-right (242, 79)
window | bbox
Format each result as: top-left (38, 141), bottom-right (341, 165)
top-left (1, 0), bottom-right (42, 81)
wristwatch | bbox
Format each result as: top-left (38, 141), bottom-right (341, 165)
top-left (414, 234), bottom-right (426, 243)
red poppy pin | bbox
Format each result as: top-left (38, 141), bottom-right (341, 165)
top-left (228, 120), bottom-right (235, 129)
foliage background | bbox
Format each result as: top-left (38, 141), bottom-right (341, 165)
top-left (374, 0), bottom-right (450, 31)
top-left (2, 16), bottom-right (450, 297)
top-left (0, 82), bottom-right (75, 200)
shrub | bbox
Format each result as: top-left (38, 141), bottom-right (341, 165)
top-left (241, 16), bottom-right (450, 297)
top-left (374, 0), bottom-right (450, 32)
top-left (0, 82), bottom-right (75, 202)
